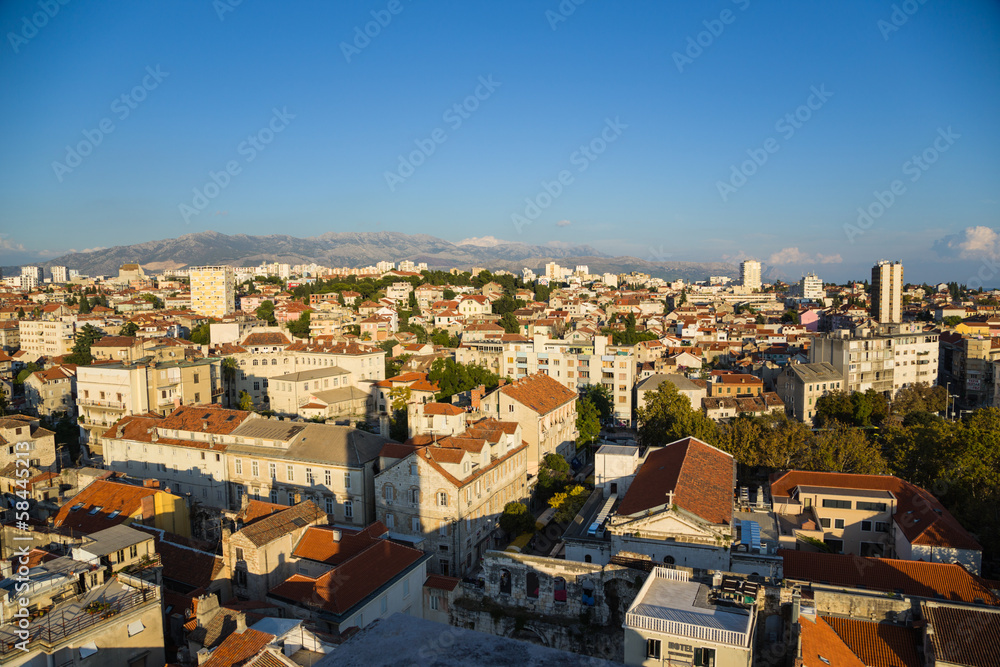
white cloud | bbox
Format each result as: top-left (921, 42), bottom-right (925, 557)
top-left (0, 235), bottom-right (25, 252)
top-left (766, 247), bottom-right (842, 265)
top-left (933, 226), bottom-right (1000, 259)
top-left (555, 219), bottom-right (572, 227)
top-left (455, 236), bottom-right (510, 247)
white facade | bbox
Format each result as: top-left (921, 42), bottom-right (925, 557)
top-left (872, 260), bottom-right (903, 324)
top-left (739, 260), bottom-right (761, 292)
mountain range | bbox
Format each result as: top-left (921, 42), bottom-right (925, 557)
top-left (7, 231), bottom-right (739, 283)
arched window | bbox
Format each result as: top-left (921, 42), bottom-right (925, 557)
top-left (584, 554), bottom-right (592, 563)
top-left (252, 359), bottom-right (258, 366)
top-left (526, 572), bottom-right (539, 599)
top-left (499, 569), bottom-right (512, 595)
top-left (271, 359), bottom-right (277, 365)
top-left (663, 555), bottom-right (675, 565)
top-left (553, 577), bottom-right (567, 603)
top-left (582, 581), bottom-right (595, 606)
top-left (438, 491), bottom-right (448, 507)
top-left (384, 485), bottom-right (395, 502)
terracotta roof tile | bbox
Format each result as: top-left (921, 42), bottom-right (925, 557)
top-left (241, 332), bottom-right (292, 346)
top-left (292, 522), bottom-right (388, 565)
top-left (424, 575), bottom-right (460, 591)
top-left (822, 617), bottom-right (921, 667)
top-left (617, 437), bottom-right (734, 524)
top-left (497, 372), bottom-right (576, 415)
top-left (236, 501), bottom-right (326, 547)
top-left (202, 628), bottom-right (275, 667)
top-left (780, 551), bottom-right (999, 604)
top-left (923, 603), bottom-right (1000, 667)
top-left (53, 479), bottom-right (164, 534)
top-left (798, 615), bottom-right (866, 667)
top-left (236, 500), bottom-right (287, 526)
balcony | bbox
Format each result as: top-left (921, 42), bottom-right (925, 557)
top-left (78, 398), bottom-right (126, 410)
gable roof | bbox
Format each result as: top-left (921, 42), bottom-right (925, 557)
top-left (798, 615), bottom-right (866, 667)
top-left (236, 501), bottom-right (326, 548)
top-left (292, 522), bottom-right (389, 565)
top-left (496, 373), bottom-right (576, 414)
top-left (617, 437), bottom-right (733, 525)
top-left (53, 479), bottom-right (164, 534)
top-left (202, 628), bottom-right (275, 667)
top-left (770, 470), bottom-right (981, 551)
top-left (780, 550), bottom-right (998, 604)
top-left (922, 603), bottom-right (1000, 667)
top-left (236, 500), bottom-right (287, 526)
top-left (821, 617), bottom-right (921, 667)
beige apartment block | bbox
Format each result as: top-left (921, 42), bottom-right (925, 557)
top-left (0, 415), bottom-right (57, 471)
top-left (190, 265), bottom-right (236, 318)
top-left (872, 260), bottom-right (903, 324)
top-left (18, 319), bottom-right (75, 357)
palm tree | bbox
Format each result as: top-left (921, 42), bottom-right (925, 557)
top-left (221, 357), bottom-right (239, 408)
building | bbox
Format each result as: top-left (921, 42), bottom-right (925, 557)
top-left (0, 415), bottom-right (57, 471)
top-left (225, 419), bottom-right (391, 523)
top-left (871, 260), bottom-right (903, 324)
top-left (375, 418), bottom-right (527, 577)
top-left (809, 328), bottom-right (939, 396)
top-left (190, 265), bottom-right (236, 318)
top-left (798, 273), bottom-right (823, 301)
top-left (740, 260), bottom-right (761, 292)
top-left (23, 366), bottom-right (76, 418)
top-left (77, 357), bottom-right (223, 454)
top-left (53, 478), bottom-right (192, 538)
top-left (770, 470), bottom-right (982, 572)
top-left (775, 362), bottom-right (842, 424)
top-left (623, 568), bottom-right (755, 667)
top-left (266, 521), bottom-right (429, 634)
top-left (267, 366), bottom-right (354, 417)
top-left (478, 373), bottom-right (577, 472)
top-left (18, 319), bottom-right (75, 357)
top-left (635, 374), bottom-right (707, 412)
top-left (50, 266), bottom-right (68, 283)
top-left (20, 266), bottom-right (43, 291)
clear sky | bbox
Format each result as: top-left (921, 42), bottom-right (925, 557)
top-left (1, 0), bottom-right (998, 284)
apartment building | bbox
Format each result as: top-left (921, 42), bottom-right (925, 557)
top-left (810, 328), bottom-right (940, 397)
top-left (0, 415), bottom-right (57, 471)
top-left (478, 373), bottom-right (577, 472)
top-left (707, 372), bottom-right (763, 398)
top-left (771, 471), bottom-right (982, 573)
top-left (267, 366), bottom-right (354, 417)
top-left (624, 568), bottom-right (754, 667)
top-left (77, 357), bottom-right (223, 454)
top-left (497, 334), bottom-right (635, 427)
top-left (190, 265), bottom-right (236, 318)
top-left (18, 319), bottom-right (75, 357)
top-left (775, 362), bottom-right (842, 424)
top-left (101, 406), bottom-right (257, 509)
top-left (940, 332), bottom-right (1000, 408)
top-left (872, 260), bottom-right (903, 324)
top-left (50, 266), bottom-right (68, 283)
top-left (23, 366), bottom-right (76, 418)
top-left (225, 418), bottom-right (391, 523)
top-left (740, 259), bottom-right (761, 292)
top-left (375, 418), bottom-right (527, 577)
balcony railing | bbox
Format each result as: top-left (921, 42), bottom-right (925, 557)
top-left (78, 398), bottom-right (126, 410)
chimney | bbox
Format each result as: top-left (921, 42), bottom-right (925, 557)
top-left (143, 479), bottom-right (160, 489)
top-left (235, 613), bottom-right (247, 633)
top-left (196, 649), bottom-right (211, 665)
top-left (195, 593), bottom-right (222, 628)
top-left (498, 379), bottom-right (506, 387)
top-left (471, 385), bottom-right (485, 411)
top-left (332, 529), bottom-right (342, 542)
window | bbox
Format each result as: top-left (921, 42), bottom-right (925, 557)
top-left (834, 519), bottom-right (845, 529)
top-left (439, 522), bottom-right (448, 537)
top-left (857, 501), bottom-right (887, 512)
top-left (235, 568), bottom-right (247, 587)
top-left (820, 518), bottom-right (831, 528)
top-left (130, 545), bottom-right (138, 558)
top-left (822, 499), bottom-right (852, 510)
top-left (270, 490), bottom-right (279, 503)
top-left (386, 513), bottom-right (394, 528)
top-left (875, 521), bottom-right (890, 532)
top-left (235, 459), bottom-right (242, 475)
top-left (287, 465), bottom-right (294, 481)
top-left (646, 639), bottom-right (661, 659)
top-left (438, 491), bottom-right (447, 506)
top-left (325, 469), bottom-right (332, 485)
top-left (344, 501), bottom-right (353, 519)
top-left (251, 461), bottom-right (259, 477)
top-left (861, 520), bottom-right (873, 532)
top-left (409, 463), bottom-right (418, 476)
top-left (508, 404), bottom-right (514, 412)
top-left (694, 647), bottom-right (716, 666)
top-left (306, 468), bottom-right (314, 484)
top-left (411, 517), bottom-right (420, 532)
top-left (429, 595), bottom-right (439, 611)
top-left (325, 497), bottom-right (334, 514)
top-left (344, 471), bottom-right (351, 489)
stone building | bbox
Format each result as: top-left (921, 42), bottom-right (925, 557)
top-left (0, 415), bottom-right (57, 471)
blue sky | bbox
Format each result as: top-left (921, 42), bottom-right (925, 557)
top-left (1, 0), bottom-right (998, 284)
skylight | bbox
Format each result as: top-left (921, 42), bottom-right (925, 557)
top-left (71, 503), bottom-right (84, 511)
top-left (108, 510), bottom-right (121, 519)
top-left (88, 506), bottom-right (103, 515)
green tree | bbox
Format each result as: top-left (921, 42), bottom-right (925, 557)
top-left (120, 321), bottom-right (139, 337)
top-left (636, 381), bottom-right (718, 446)
top-left (65, 323), bottom-right (103, 366)
top-left (430, 328), bottom-right (452, 347)
top-left (500, 502), bottom-right (536, 536)
top-left (15, 363), bottom-right (42, 385)
top-left (16, 307), bottom-right (26, 319)
top-left (536, 453), bottom-right (572, 504)
top-left (781, 310), bottom-right (800, 324)
top-left (221, 357), bottom-right (239, 408)
top-left (255, 300), bottom-right (277, 326)
top-left (581, 384), bottom-right (614, 423)
top-left (942, 315), bottom-right (963, 327)
top-left (78, 296), bottom-right (91, 315)
top-left (427, 358), bottom-right (502, 401)
top-left (499, 312), bottom-right (521, 334)
top-left (442, 288), bottom-right (456, 301)
top-left (576, 398), bottom-right (600, 450)
top-left (188, 322), bottom-right (211, 345)
top-left (549, 485), bottom-right (589, 523)
top-left (238, 390), bottom-right (254, 411)
top-left (287, 311), bottom-right (311, 338)
top-left (892, 383), bottom-right (947, 417)
top-left (0, 385), bottom-right (8, 416)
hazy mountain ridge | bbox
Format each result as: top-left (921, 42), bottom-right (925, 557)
top-left (12, 231), bottom-right (738, 282)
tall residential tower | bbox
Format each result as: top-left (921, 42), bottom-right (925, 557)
top-left (871, 260), bottom-right (903, 324)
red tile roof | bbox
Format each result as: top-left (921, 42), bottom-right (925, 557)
top-left (798, 615), bottom-right (866, 667)
top-left (236, 500), bottom-right (287, 526)
top-left (424, 575), bottom-right (460, 591)
top-left (53, 480), bottom-right (165, 535)
top-left (497, 372), bottom-right (576, 415)
top-left (422, 403), bottom-right (465, 416)
top-left (922, 603), bottom-right (1000, 667)
top-left (617, 437), bottom-right (734, 525)
top-left (201, 628), bottom-right (275, 667)
top-left (292, 522), bottom-right (389, 565)
top-left (241, 332), bottom-right (292, 347)
top-left (269, 537), bottom-right (425, 617)
top-left (822, 617), bottom-right (921, 667)
top-left (770, 471), bottom-right (981, 551)
top-left (780, 551), bottom-right (999, 604)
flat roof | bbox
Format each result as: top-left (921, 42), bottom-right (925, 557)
top-left (595, 444), bottom-right (638, 457)
top-left (630, 575), bottom-right (753, 638)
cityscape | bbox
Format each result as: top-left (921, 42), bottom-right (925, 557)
top-left (2, 1), bottom-right (1000, 667)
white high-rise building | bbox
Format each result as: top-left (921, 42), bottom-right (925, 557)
top-left (799, 273), bottom-right (824, 300)
top-left (20, 266), bottom-right (43, 291)
top-left (740, 260), bottom-right (761, 292)
top-left (872, 260), bottom-right (904, 324)
top-left (190, 266), bottom-right (236, 318)
top-left (50, 266), bottom-right (68, 283)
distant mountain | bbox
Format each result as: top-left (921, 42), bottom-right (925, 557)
top-left (12, 231), bottom-right (738, 283)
